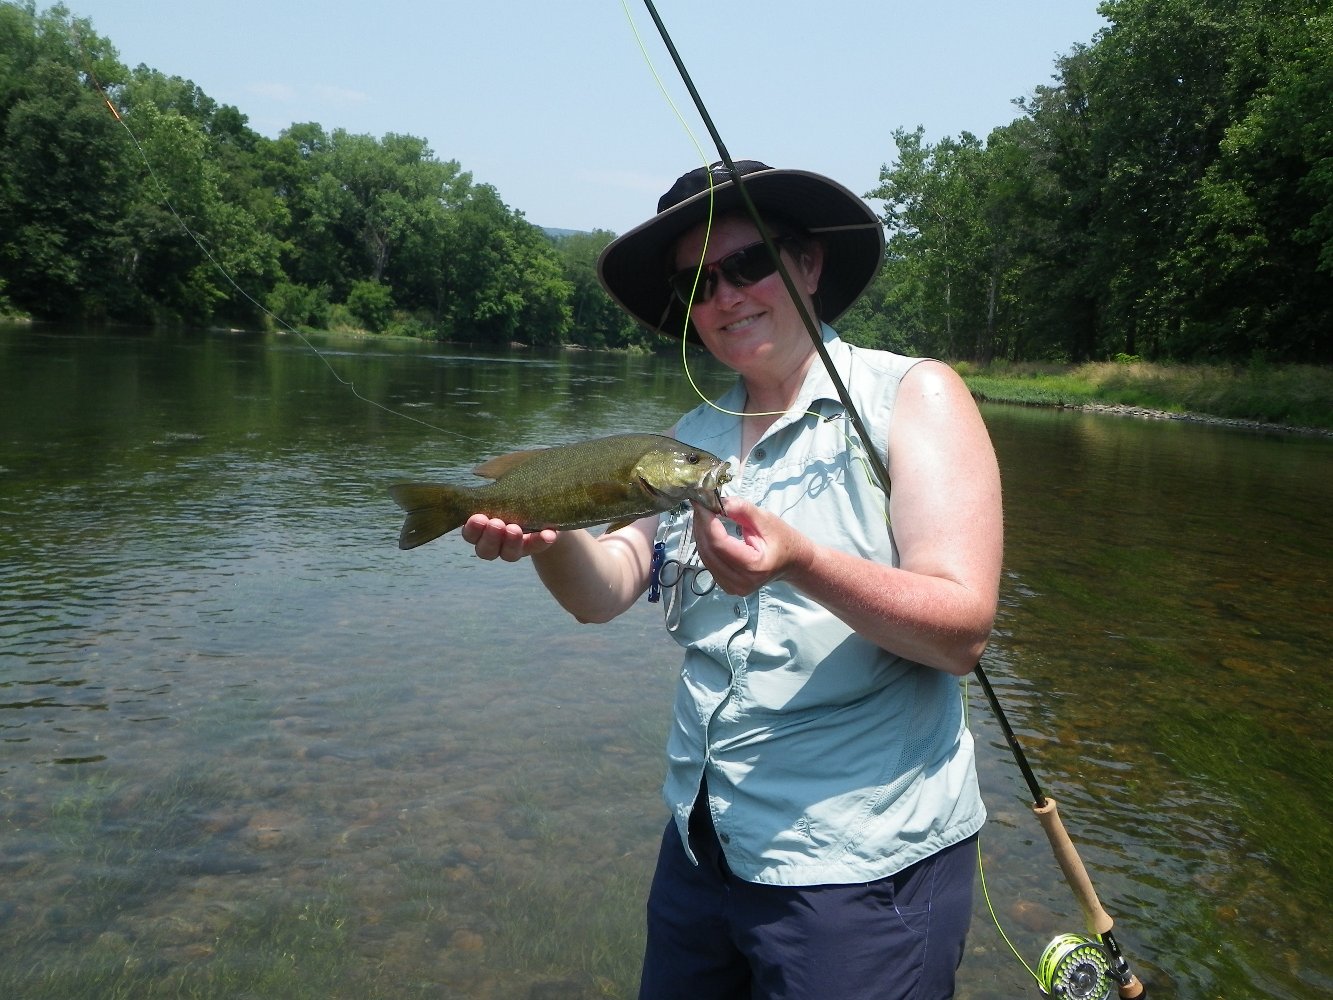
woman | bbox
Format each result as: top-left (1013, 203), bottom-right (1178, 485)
top-left (463, 161), bottom-right (1003, 1000)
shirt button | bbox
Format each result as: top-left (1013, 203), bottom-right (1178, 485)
top-left (718, 832), bottom-right (731, 844)
top-left (753, 447), bottom-right (766, 461)
top-left (734, 602), bottom-right (746, 617)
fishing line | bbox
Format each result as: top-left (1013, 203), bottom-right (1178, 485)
top-left (632, 3), bottom-right (1148, 997)
top-left (621, 2), bottom-right (882, 511)
top-left (620, 0), bottom-right (882, 518)
top-left (620, 0), bottom-right (813, 429)
top-left (71, 23), bottom-right (459, 440)
top-left (615, 2), bottom-right (728, 405)
top-left (617, 0), bottom-right (746, 423)
top-left (630, 0), bottom-right (897, 514)
top-left (964, 689), bottom-right (1045, 990)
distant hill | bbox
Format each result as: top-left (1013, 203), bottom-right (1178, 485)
top-left (541, 227), bottom-right (586, 241)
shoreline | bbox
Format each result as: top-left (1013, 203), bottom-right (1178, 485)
top-left (993, 398), bottom-right (1333, 438)
top-left (7, 322), bottom-right (1328, 438)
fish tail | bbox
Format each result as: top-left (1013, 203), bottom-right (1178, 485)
top-left (387, 483), bottom-right (471, 550)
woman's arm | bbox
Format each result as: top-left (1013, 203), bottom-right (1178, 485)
top-left (691, 360), bottom-right (1003, 675)
top-left (461, 513), bottom-right (658, 624)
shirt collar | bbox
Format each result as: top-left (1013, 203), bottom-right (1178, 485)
top-left (706, 324), bottom-right (851, 448)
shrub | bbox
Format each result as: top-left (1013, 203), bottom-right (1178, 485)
top-left (345, 281), bottom-right (395, 334)
top-left (265, 281), bottom-right (331, 331)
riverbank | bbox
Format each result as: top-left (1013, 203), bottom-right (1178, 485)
top-left (957, 359), bottom-right (1333, 435)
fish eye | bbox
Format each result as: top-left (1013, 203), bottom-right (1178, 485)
top-left (686, 452), bottom-right (700, 464)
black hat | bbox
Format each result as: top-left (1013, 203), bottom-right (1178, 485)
top-left (597, 160), bottom-right (884, 335)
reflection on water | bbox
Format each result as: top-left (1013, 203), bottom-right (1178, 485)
top-left (1, 326), bottom-right (1330, 999)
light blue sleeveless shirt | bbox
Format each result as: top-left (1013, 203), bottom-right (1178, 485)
top-left (655, 325), bottom-right (986, 886)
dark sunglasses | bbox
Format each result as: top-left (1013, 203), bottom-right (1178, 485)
top-left (668, 238), bottom-right (795, 306)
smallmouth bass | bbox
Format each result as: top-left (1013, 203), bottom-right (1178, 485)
top-left (389, 433), bottom-right (732, 550)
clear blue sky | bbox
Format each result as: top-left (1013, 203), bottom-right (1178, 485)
top-left (67, 0), bottom-right (1108, 235)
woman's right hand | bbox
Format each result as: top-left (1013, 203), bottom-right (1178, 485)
top-left (461, 515), bottom-right (559, 562)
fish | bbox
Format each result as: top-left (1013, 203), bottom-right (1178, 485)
top-left (388, 433), bottom-right (732, 550)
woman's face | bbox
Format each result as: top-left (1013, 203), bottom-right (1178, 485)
top-left (671, 215), bottom-right (823, 378)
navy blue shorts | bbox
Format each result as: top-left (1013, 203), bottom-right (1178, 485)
top-left (638, 800), bottom-right (977, 1000)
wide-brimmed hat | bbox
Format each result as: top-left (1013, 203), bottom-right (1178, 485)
top-left (597, 160), bottom-right (885, 336)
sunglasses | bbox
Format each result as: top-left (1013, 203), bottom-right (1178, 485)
top-left (668, 238), bottom-right (795, 306)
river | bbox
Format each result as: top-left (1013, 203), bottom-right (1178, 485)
top-left (1, 324), bottom-right (1330, 999)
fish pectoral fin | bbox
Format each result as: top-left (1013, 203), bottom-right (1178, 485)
top-left (387, 483), bottom-right (468, 550)
top-left (472, 448), bottom-right (546, 480)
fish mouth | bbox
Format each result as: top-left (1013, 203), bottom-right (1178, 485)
top-left (691, 459), bottom-right (733, 514)
top-left (701, 460), bottom-right (732, 494)
top-left (703, 461), bottom-right (733, 516)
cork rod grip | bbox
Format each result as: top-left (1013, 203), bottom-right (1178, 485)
top-left (1032, 796), bottom-right (1113, 935)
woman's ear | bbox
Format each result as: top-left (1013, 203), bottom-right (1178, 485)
top-left (795, 239), bottom-right (825, 296)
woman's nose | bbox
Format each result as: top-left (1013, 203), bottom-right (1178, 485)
top-left (708, 271), bottom-right (747, 308)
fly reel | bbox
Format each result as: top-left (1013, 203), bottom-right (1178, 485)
top-left (1038, 933), bottom-right (1114, 999)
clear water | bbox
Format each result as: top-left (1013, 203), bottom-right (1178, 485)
top-left (2, 325), bottom-right (1330, 999)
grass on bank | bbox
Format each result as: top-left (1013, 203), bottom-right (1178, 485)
top-left (957, 359), bottom-right (1333, 432)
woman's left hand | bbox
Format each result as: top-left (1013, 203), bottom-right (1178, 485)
top-left (691, 497), bottom-right (814, 595)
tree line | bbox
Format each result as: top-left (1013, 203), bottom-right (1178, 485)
top-left (2, 1), bottom-right (1329, 363)
top-left (0, 3), bottom-right (643, 349)
top-left (846, 0), bottom-right (1333, 364)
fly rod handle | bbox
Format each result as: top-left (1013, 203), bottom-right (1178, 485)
top-left (1032, 796), bottom-right (1113, 935)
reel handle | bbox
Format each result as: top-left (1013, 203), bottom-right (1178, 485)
top-left (1033, 797), bottom-right (1146, 999)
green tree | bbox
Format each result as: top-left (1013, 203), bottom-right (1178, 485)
top-left (440, 184), bottom-right (571, 345)
top-left (1083, 0), bottom-right (1241, 358)
top-left (113, 101), bottom-right (279, 325)
top-left (259, 122), bottom-right (353, 297)
top-left (865, 0), bottom-right (1333, 364)
top-left (260, 124), bottom-right (498, 338)
top-left (835, 267), bottom-right (915, 355)
top-left (1012, 42), bottom-right (1104, 361)
top-left (122, 63), bottom-right (283, 255)
top-left (265, 280), bottom-right (330, 330)
top-left (869, 128), bottom-right (999, 360)
top-left (553, 229), bottom-right (643, 349)
top-left (0, 3), bottom-right (282, 326)
top-left (327, 131), bottom-right (434, 285)
top-left (1031, 0), bottom-right (1333, 361)
top-left (1180, 2), bottom-right (1333, 361)
top-left (376, 148), bottom-right (473, 329)
top-left (0, 3), bottom-right (132, 318)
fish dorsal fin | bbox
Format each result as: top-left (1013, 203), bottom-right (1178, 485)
top-left (472, 448), bottom-right (546, 480)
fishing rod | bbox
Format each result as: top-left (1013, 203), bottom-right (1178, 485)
top-left (637, 4), bottom-right (1148, 998)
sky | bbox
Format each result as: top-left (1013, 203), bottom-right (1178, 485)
top-left (65, 0), bottom-right (1109, 236)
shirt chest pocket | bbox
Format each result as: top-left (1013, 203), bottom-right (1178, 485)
top-left (753, 423), bottom-right (879, 552)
